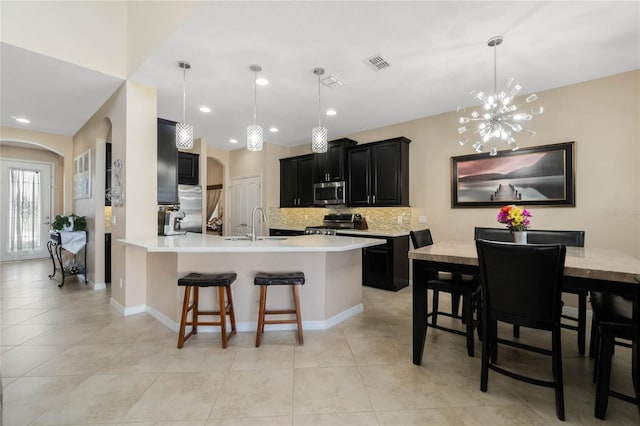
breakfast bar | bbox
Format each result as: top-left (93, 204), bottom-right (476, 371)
top-left (119, 232), bottom-right (385, 332)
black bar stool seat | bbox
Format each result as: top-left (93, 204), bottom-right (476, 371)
top-left (254, 271), bottom-right (305, 347)
top-left (177, 272), bottom-right (237, 349)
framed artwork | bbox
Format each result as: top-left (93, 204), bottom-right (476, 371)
top-left (73, 149), bottom-right (92, 199)
top-left (451, 142), bottom-right (575, 208)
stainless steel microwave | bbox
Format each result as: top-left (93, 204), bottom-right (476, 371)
top-left (313, 181), bottom-right (345, 205)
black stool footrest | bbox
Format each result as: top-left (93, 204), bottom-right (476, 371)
top-left (178, 272), bottom-right (237, 287)
top-left (254, 272), bottom-right (305, 286)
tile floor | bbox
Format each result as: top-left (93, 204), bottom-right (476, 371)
top-left (1, 259), bottom-right (638, 425)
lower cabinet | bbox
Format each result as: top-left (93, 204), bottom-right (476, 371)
top-left (362, 235), bottom-right (409, 291)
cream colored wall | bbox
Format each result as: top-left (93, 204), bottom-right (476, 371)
top-left (126, 1), bottom-right (202, 76)
top-left (0, 127), bottom-right (73, 213)
top-left (207, 157), bottom-right (223, 185)
top-left (0, 144), bottom-right (64, 215)
top-left (1, 1), bottom-right (128, 78)
top-left (345, 71), bottom-right (640, 256)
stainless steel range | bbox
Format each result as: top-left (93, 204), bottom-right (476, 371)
top-left (304, 213), bottom-right (367, 234)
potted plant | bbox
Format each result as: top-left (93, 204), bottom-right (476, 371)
top-left (52, 214), bottom-right (87, 231)
top-left (496, 205), bottom-right (532, 244)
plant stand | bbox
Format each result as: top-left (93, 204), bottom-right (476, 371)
top-left (47, 230), bottom-right (88, 288)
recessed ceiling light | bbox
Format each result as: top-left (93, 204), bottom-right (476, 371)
top-left (256, 77), bottom-right (269, 86)
top-left (326, 109), bottom-right (337, 116)
top-left (229, 138), bottom-right (238, 144)
top-left (15, 117), bottom-right (31, 123)
top-left (199, 106), bottom-right (211, 113)
top-left (269, 127), bottom-right (279, 133)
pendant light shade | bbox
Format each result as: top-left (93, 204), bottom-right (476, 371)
top-left (247, 64), bottom-right (263, 152)
top-left (311, 67), bottom-right (328, 153)
top-left (176, 61), bottom-right (194, 149)
top-left (457, 36), bottom-right (542, 156)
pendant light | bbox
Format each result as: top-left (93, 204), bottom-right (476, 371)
top-left (457, 36), bottom-right (543, 156)
top-left (176, 61), bottom-right (194, 149)
top-left (247, 64), bottom-right (263, 152)
top-left (311, 67), bottom-right (328, 153)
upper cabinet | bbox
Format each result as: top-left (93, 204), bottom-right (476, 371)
top-left (157, 118), bottom-right (179, 205)
top-left (347, 137), bottom-right (410, 206)
top-left (314, 138), bottom-right (358, 183)
top-left (178, 152), bottom-right (199, 185)
top-left (280, 154), bottom-right (316, 207)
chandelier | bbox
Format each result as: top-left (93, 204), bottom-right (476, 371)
top-left (311, 67), bottom-right (328, 153)
top-left (457, 36), bottom-right (543, 156)
top-left (247, 64), bottom-right (263, 152)
top-left (176, 61), bottom-right (194, 149)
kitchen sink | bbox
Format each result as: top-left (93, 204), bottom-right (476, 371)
top-left (224, 236), bottom-right (250, 241)
top-left (257, 236), bottom-right (287, 240)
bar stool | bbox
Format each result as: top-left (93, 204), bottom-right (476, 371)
top-left (254, 271), bottom-right (305, 347)
top-left (177, 272), bottom-right (237, 349)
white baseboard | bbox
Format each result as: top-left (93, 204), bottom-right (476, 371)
top-left (92, 282), bottom-right (106, 290)
top-left (109, 298), bottom-right (146, 316)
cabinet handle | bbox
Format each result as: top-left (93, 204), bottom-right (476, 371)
top-left (367, 195), bottom-right (370, 204)
top-left (373, 194), bottom-right (376, 204)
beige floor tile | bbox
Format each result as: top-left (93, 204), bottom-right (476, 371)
top-left (32, 373), bottom-right (158, 425)
top-left (22, 321), bottom-right (107, 346)
top-left (27, 343), bottom-right (127, 376)
top-left (0, 344), bottom-right (66, 377)
top-left (206, 416), bottom-right (292, 425)
top-left (293, 412), bottom-right (379, 426)
top-left (294, 335), bottom-right (355, 368)
top-left (331, 314), bottom-right (394, 338)
top-left (452, 405), bottom-right (549, 425)
top-left (123, 372), bottom-right (224, 422)
top-left (293, 366), bottom-right (371, 415)
top-left (1, 323), bottom-right (52, 345)
top-left (2, 375), bottom-right (87, 426)
top-left (210, 369), bottom-right (293, 418)
top-left (100, 342), bottom-right (180, 374)
top-left (164, 346), bottom-right (237, 373)
top-left (359, 363), bottom-right (451, 410)
top-left (347, 335), bottom-right (409, 366)
top-left (376, 408), bottom-right (461, 426)
top-left (230, 345), bottom-right (294, 370)
top-left (119, 421), bottom-right (206, 426)
top-left (0, 308), bottom-right (48, 324)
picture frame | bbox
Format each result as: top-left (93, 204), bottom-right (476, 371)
top-left (73, 149), bottom-right (92, 200)
top-left (451, 141), bottom-right (575, 208)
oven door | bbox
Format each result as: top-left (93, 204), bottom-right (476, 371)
top-left (313, 181), bottom-right (345, 205)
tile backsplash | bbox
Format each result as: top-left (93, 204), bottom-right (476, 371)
top-left (268, 206), bottom-right (411, 231)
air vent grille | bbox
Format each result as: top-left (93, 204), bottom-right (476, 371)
top-left (365, 54), bottom-right (391, 70)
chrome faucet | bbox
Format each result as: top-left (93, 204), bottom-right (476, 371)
top-left (249, 207), bottom-right (267, 241)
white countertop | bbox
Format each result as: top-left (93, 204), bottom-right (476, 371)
top-left (269, 225), bottom-right (409, 238)
top-left (118, 232), bottom-right (386, 253)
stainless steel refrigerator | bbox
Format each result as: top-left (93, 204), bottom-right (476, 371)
top-left (177, 184), bottom-right (203, 233)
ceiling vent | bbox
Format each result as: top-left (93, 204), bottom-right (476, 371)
top-left (320, 74), bottom-right (345, 89)
top-left (365, 54), bottom-right (391, 71)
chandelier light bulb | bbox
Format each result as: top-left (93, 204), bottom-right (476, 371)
top-left (456, 36), bottom-right (542, 155)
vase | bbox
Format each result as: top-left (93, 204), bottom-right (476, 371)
top-left (512, 231), bottom-right (527, 244)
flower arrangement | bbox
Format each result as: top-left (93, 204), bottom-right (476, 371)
top-left (52, 214), bottom-right (87, 231)
top-left (497, 205), bottom-right (532, 232)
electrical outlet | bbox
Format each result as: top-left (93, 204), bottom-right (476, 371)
top-left (419, 215), bottom-right (427, 224)
top-left (119, 277), bottom-right (123, 288)
top-left (112, 215), bottom-right (116, 225)
top-left (397, 215), bottom-right (403, 224)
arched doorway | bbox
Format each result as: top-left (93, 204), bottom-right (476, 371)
top-left (205, 156), bottom-right (224, 235)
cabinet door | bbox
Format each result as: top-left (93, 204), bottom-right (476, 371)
top-left (362, 246), bottom-right (394, 289)
top-left (371, 141), bottom-right (402, 205)
top-left (327, 142), bottom-right (346, 181)
top-left (347, 145), bottom-right (371, 205)
top-left (314, 152), bottom-right (328, 183)
top-left (157, 118), bottom-right (178, 205)
top-left (280, 158), bottom-right (299, 207)
top-left (297, 155), bottom-right (316, 206)
top-left (178, 152), bottom-right (199, 185)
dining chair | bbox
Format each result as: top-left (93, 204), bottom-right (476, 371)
top-left (589, 291), bottom-right (638, 419)
top-left (476, 239), bottom-right (567, 420)
top-left (411, 229), bottom-right (481, 356)
top-left (474, 227), bottom-right (588, 355)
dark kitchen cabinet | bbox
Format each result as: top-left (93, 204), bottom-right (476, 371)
top-left (178, 151), bottom-right (199, 185)
top-left (280, 154), bottom-right (316, 207)
top-left (314, 138), bottom-right (358, 182)
top-left (269, 228), bottom-right (305, 236)
top-left (361, 235), bottom-right (409, 291)
top-left (157, 118), bottom-right (178, 205)
top-left (105, 142), bottom-right (112, 206)
top-left (347, 137), bottom-right (410, 206)
top-left (105, 233), bottom-right (111, 284)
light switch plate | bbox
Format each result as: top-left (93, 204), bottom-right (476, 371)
top-left (418, 215), bottom-right (427, 224)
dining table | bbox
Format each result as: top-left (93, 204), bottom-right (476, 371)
top-left (409, 240), bottom-right (640, 376)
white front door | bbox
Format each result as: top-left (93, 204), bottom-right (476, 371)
top-left (0, 159), bottom-right (53, 261)
top-left (229, 176), bottom-right (262, 237)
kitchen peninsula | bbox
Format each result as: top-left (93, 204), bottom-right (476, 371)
top-left (118, 233), bottom-right (385, 333)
